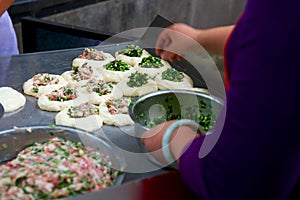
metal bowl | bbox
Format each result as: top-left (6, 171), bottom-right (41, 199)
top-left (0, 103), bottom-right (3, 119)
top-left (129, 89), bottom-right (223, 167)
top-left (0, 125), bottom-right (126, 187)
top-left (129, 89), bottom-right (223, 136)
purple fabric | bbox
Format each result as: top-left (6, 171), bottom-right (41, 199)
top-left (0, 11), bottom-right (19, 57)
top-left (179, 0), bottom-right (300, 199)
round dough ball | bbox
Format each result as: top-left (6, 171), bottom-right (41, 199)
top-left (61, 62), bottom-right (102, 88)
top-left (99, 97), bottom-right (134, 127)
top-left (72, 51), bottom-right (115, 74)
top-left (61, 71), bottom-right (90, 89)
top-left (23, 73), bottom-right (68, 98)
top-left (116, 72), bottom-right (158, 97)
top-left (55, 103), bottom-right (103, 132)
top-left (37, 87), bottom-right (79, 112)
top-left (102, 66), bottom-right (136, 83)
top-left (77, 80), bottom-right (123, 105)
top-left (0, 87), bottom-right (26, 112)
top-left (135, 57), bottom-right (172, 78)
top-left (115, 50), bottom-right (150, 66)
top-left (155, 70), bottom-right (193, 90)
top-left (115, 45), bottom-right (150, 66)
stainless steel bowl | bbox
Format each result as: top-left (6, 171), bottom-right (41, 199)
top-left (129, 89), bottom-right (223, 167)
top-left (0, 125), bottom-right (126, 187)
top-left (0, 103), bottom-right (3, 119)
top-left (129, 89), bottom-right (223, 136)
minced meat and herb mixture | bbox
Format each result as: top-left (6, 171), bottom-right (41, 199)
top-left (0, 137), bottom-right (121, 199)
top-left (78, 48), bottom-right (106, 61)
top-left (32, 73), bottom-right (60, 93)
top-left (72, 63), bottom-right (94, 82)
top-left (46, 87), bottom-right (77, 102)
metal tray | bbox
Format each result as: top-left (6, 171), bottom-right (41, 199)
top-left (0, 26), bottom-right (223, 199)
top-left (0, 42), bottom-right (175, 184)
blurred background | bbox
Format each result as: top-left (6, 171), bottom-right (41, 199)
top-left (9, 0), bottom-right (246, 78)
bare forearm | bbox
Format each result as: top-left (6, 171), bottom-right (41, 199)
top-left (169, 126), bottom-right (198, 163)
top-left (196, 25), bottom-right (235, 55)
top-left (0, 0), bottom-right (15, 16)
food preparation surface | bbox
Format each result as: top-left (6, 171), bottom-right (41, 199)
top-left (0, 43), bottom-right (173, 183)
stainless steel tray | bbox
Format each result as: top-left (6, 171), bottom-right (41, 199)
top-left (0, 42), bottom-right (173, 184)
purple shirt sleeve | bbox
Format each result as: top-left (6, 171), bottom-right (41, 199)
top-left (0, 11), bottom-right (19, 57)
top-left (179, 0), bottom-right (300, 199)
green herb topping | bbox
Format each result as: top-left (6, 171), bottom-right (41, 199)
top-left (127, 72), bottom-right (149, 88)
top-left (117, 44), bottom-right (143, 57)
top-left (104, 60), bottom-right (131, 71)
top-left (139, 56), bottom-right (163, 68)
top-left (162, 68), bottom-right (185, 82)
top-left (33, 86), bottom-right (39, 93)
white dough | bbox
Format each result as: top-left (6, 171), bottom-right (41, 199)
top-left (155, 72), bottom-right (193, 90)
top-left (23, 74), bottom-right (68, 98)
top-left (62, 61), bottom-right (103, 88)
top-left (116, 74), bottom-right (158, 97)
top-left (0, 87), bottom-right (26, 112)
top-left (61, 71), bottom-right (90, 88)
top-left (72, 52), bottom-right (115, 74)
top-left (135, 59), bottom-right (172, 79)
top-left (77, 82), bottom-right (123, 105)
top-left (37, 88), bottom-right (87, 112)
top-left (99, 101), bottom-right (134, 127)
top-left (38, 94), bottom-right (73, 112)
top-left (55, 106), bottom-right (103, 132)
top-left (102, 67), bottom-right (136, 83)
top-left (115, 50), bottom-right (150, 66)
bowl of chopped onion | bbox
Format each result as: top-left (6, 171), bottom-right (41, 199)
top-left (0, 125), bottom-right (126, 199)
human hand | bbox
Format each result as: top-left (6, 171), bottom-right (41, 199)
top-left (142, 120), bottom-right (198, 166)
top-left (155, 23), bottom-right (202, 62)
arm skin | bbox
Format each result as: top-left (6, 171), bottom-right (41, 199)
top-left (145, 24), bottom-right (235, 163)
top-left (0, 0), bottom-right (15, 16)
top-left (155, 23), bottom-right (234, 61)
top-left (142, 120), bottom-right (198, 165)
top-left (196, 25), bottom-right (234, 55)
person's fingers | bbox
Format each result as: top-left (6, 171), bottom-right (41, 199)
top-left (155, 48), bottom-right (162, 56)
top-left (176, 55), bottom-right (183, 61)
top-left (160, 50), bottom-right (177, 61)
top-left (155, 28), bottom-right (173, 55)
top-left (156, 33), bottom-right (170, 50)
top-left (170, 55), bottom-right (177, 62)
